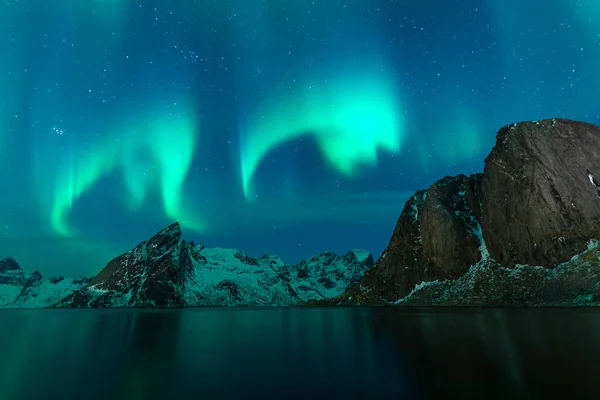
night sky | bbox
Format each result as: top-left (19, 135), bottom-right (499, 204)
top-left (1, 0), bottom-right (599, 276)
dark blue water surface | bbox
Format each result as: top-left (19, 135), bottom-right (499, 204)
top-left (0, 308), bottom-right (598, 399)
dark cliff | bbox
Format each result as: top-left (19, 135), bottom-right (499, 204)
top-left (332, 118), bottom-right (600, 306)
top-left (332, 174), bottom-right (485, 304)
top-left (54, 223), bottom-right (191, 308)
top-left (481, 118), bottom-right (600, 268)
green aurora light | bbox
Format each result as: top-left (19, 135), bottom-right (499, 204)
top-left (47, 105), bottom-right (200, 237)
top-left (3, 0), bottom-right (598, 277)
top-left (239, 71), bottom-right (405, 199)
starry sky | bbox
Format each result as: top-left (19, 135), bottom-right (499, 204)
top-left (1, 0), bottom-right (600, 276)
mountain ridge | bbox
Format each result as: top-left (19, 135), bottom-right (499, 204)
top-left (0, 224), bottom-right (374, 308)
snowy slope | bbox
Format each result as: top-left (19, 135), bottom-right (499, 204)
top-left (0, 269), bottom-right (28, 306)
top-left (395, 240), bottom-right (600, 307)
top-left (11, 275), bottom-right (89, 308)
top-left (183, 247), bottom-right (297, 306)
top-left (289, 249), bottom-right (373, 302)
top-left (0, 257), bottom-right (88, 308)
top-left (183, 246), bottom-right (374, 306)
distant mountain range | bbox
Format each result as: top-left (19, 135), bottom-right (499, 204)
top-left (2, 118), bottom-right (600, 308)
top-left (0, 224), bottom-right (373, 308)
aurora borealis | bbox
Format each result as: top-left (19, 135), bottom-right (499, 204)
top-left (1, 0), bottom-right (600, 275)
top-left (240, 69), bottom-right (404, 199)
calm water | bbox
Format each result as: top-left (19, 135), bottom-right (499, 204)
top-left (0, 308), bottom-right (598, 399)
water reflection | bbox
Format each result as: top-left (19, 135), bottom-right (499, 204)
top-left (122, 311), bottom-right (181, 399)
top-left (0, 308), bottom-right (598, 399)
top-left (369, 308), bottom-right (600, 399)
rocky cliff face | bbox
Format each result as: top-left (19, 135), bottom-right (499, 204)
top-left (0, 257), bottom-right (88, 308)
top-left (331, 174), bottom-right (486, 304)
top-left (481, 118), bottom-right (600, 268)
top-left (331, 118), bottom-right (600, 306)
top-left (0, 224), bottom-right (373, 308)
top-left (55, 223), bottom-right (189, 307)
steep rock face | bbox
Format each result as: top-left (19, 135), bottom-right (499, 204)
top-left (333, 117), bottom-right (600, 306)
top-left (0, 257), bottom-right (87, 308)
top-left (55, 223), bottom-right (190, 307)
top-left (330, 190), bottom-right (428, 304)
top-left (421, 174), bottom-right (483, 280)
top-left (481, 118), bottom-right (600, 268)
top-left (331, 174), bottom-right (484, 304)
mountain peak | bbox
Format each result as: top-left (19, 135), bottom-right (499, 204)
top-left (146, 222), bottom-right (182, 247)
top-left (345, 249), bottom-right (372, 264)
top-left (156, 222), bottom-right (182, 238)
top-left (55, 222), bottom-right (188, 308)
top-left (0, 257), bottom-right (21, 273)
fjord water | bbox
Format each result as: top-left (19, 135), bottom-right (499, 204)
top-left (0, 309), bottom-right (598, 399)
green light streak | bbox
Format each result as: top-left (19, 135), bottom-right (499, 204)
top-left (240, 71), bottom-right (404, 198)
top-left (121, 144), bottom-right (150, 211)
top-left (149, 114), bottom-right (203, 231)
top-left (51, 146), bottom-right (119, 236)
top-left (47, 104), bottom-right (202, 236)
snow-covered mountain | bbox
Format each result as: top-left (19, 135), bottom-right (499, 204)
top-left (0, 257), bottom-right (89, 308)
top-left (0, 223), bottom-right (373, 308)
top-left (183, 246), bottom-right (372, 306)
top-left (289, 249), bottom-right (372, 302)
